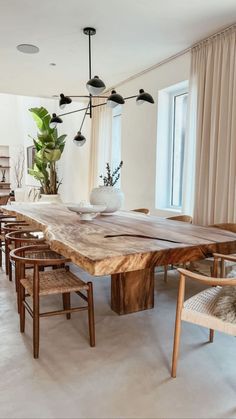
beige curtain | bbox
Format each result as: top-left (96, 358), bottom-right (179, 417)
top-left (192, 25), bottom-right (236, 225)
top-left (89, 97), bottom-right (112, 189)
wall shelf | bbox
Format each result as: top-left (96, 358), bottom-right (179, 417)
top-left (0, 146), bottom-right (10, 190)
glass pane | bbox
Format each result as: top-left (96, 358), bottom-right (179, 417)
top-left (171, 93), bottom-right (188, 207)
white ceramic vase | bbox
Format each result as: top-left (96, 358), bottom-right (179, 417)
top-left (14, 188), bottom-right (25, 202)
top-left (40, 194), bottom-right (62, 204)
top-left (90, 186), bottom-right (124, 214)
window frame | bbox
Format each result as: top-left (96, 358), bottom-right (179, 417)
top-left (169, 89), bottom-right (188, 209)
top-left (155, 80), bottom-right (189, 214)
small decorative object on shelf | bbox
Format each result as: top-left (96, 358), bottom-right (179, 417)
top-left (9, 190), bottom-right (15, 201)
top-left (1, 169), bottom-right (6, 182)
top-left (90, 161), bottom-right (124, 214)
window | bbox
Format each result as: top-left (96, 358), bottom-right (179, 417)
top-left (170, 92), bottom-right (188, 208)
top-left (156, 81), bottom-right (188, 212)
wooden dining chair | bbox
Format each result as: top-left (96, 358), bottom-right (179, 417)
top-left (10, 244), bottom-right (95, 358)
top-left (164, 215), bottom-right (193, 282)
top-left (0, 218), bottom-right (23, 267)
top-left (189, 223), bottom-right (236, 277)
top-left (171, 253), bottom-right (236, 378)
top-left (5, 229), bottom-right (45, 288)
top-left (0, 194), bottom-right (10, 205)
top-left (2, 221), bottom-right (32, 275)
top-left (167, 215), bottom-right (193, 223)
top-left (0, 216), bottom-right (17, 266)
top-left (132, 208), bottom-right (150, 215)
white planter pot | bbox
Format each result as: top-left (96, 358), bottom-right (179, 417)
top-left (90, 186), bottom-right (124, 214)
top-left (40, 194), bottom-right (62, 204)
top-left (14, 188), bottom-right (25, 202)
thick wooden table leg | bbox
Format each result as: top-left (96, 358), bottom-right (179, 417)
top-left (111, 268), bottom-right (154, 315)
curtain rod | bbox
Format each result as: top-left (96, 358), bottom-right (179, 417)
top-left (110, 22), bottom-right (236, 91)
top-left (192, 22), bottom-right (236, 49)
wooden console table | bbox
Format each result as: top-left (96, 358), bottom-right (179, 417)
top-left (4, 204), bottom-right (236, 315)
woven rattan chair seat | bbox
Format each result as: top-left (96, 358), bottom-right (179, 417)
top-left (21, 269), bottom-right (88, 296)
top-left (182, 287), bottom-right (236, 336)
top-left (24, 249), bottom-right (64, 260)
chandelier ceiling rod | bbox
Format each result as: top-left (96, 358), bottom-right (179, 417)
top-left (87, 27), bottom-right (94, 118)
top-left (50, 26), bottom-right (155, 146)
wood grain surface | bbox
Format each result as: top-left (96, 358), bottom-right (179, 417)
top-left (3, 204), bottom-right (236, 276)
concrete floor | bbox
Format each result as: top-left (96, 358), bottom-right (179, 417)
top-left (0, 266), bottom-right (236, 419)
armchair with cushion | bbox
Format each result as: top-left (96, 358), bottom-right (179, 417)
top-left (172, 253), bottom-right (236, 377)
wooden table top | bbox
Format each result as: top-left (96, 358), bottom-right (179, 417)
top-left (3, 204), bottom-right (236, 276)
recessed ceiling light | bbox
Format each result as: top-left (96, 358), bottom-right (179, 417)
top-left (50, 63), bottom-right (56, 66)
top-left (17, 44), bottom-right (39, 54)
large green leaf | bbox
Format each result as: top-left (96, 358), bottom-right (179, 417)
top-left (33, 139), bottom-right (41, 152)
top-left (38, 131), bottom-right (54, 144)
top-left (44, 149), bottom-right (62, 162)
top-left (28, 168), bottom-right (45, 181)
top-left (56, 134), bottom-right (67, 145)
top-left (29, 107), bottom-right (48, 131)
top-left (58, 143), bottom-right (65, 153)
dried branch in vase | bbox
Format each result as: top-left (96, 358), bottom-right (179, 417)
top-left (14, 148), bottom-right (25, 188)
top-left (99, 161), bottom-right (123, 186)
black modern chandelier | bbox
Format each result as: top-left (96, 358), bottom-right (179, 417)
top-left (50, 27), bottom-right (155, 146)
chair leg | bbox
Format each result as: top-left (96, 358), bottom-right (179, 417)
top-left (5, 240), bottom-right (9, 276)
top-left (87, 282), bottom-right (95, 347)
top-left (164, 265), bottom-right (168, 282)
top-left (171, 315), bottom-right (182, 378)
top-left (209, 329), bottom-right (214, 343)
top-left (33, 294), bottom-right (40, 359)
top-left (9, 259), bottom-right (13, 282)
top-left (0, 241), bottom-right (2, 267)
top-left (17, 286), bottom-right (21, 314)
top-left (62, 293), bottom-right (71, 320)
top-left (19, 283), bottom-right (25, 333)
top-left (15, 262), bottom-right (21, 314)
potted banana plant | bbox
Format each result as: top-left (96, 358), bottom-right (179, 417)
top-left (28, 107), bottom-right (66, 203)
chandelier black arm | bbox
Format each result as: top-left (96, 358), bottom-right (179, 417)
top-left (67, 95), bottom-right (109, 98)
top-left (123, 94), bottom-right (139, 100)
top-left (57, 94), bottom-right (139, 118)
top-left (68, 94), bottom-right (138, 99)
top-left (58, 101), bottom-right (107, 118)
top-left (79, 102), bottom-right (90, 132)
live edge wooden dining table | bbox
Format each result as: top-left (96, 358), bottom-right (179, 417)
top-left (3, 204), bottom-right (236, 315)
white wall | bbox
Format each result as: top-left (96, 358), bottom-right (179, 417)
top-left (0, 51), bottom-right (190, 208)
top-left (0, 93), bottom-right (91, 202)
top-left (116, 52), bottom-right (190, 215)
top-left (57, 105), bottom-right (91, 203)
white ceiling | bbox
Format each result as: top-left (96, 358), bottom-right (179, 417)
top-left (0, 0), bottom-right (236, 98)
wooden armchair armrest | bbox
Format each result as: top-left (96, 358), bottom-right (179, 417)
top-left (10, 244), bottom-right (71, 266)
top-left (177, 268), bottom-right (236, 286)
top-left (213, 253), bottom-right (236, 262)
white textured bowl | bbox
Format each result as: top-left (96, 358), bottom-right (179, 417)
top-left (90, 186), bottom-right (124, 213)
top-left (67, 205), bottom-right (106, 220)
